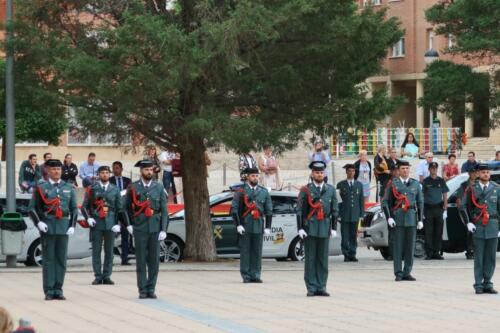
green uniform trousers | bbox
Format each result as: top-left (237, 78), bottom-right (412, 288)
top-left (239, 233), bottom-right (263, 281)
top-left (41, 234), bottom-right (69, 297)
top-left (304, 236), bottom-right (330, 293)
top-left (340, 222), bottom-right (358, 258)
top-left (473, 237), bottom-right (498, 291)
top-left (134, 231), bottom-right (160, 294)
top-left (393, 227), bottom-right (416, 278)
top-left (91, 229), bottom-right (115, 280)
top-left (424, 206), bottom-right (444, 257)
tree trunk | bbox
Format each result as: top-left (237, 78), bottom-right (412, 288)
top-left (1, 135), bottom-right (5, 161)
top-left (180, 133), bottom-right (217, 261)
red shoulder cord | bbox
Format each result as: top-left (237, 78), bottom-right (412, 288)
top-left (239, 189), bottom-right (260, 219)
top-left (37, 186), bottom-right (63, 219)
top-left (391, 184), bottom-right (410, 212)
top-left (470, 187), bottom-right (489, 225)
top-left (300, 186), bottom-right (324, 221)
top-left (131, 186), bottom-right (153, 217)
top-left (87, 187), bottom-right (107, 219)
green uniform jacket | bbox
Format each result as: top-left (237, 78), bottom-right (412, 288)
top-left (382, 177), bottom-right (423, 227)
top-left (124, 180), bottom-right (168, 233)
top-left (28, 180), bottom-right (78, 235)
top-left (336, 179), bottom-right (364, 223)
top-left (18, 160), bottom-right (41, 185)
top-left (82, 182), bottom-right (122, 231)
top-left (231, 184), bottom-right (273, 234)
top-left (297, 183), bottom-right (338, 238)
top-left (461, 182), bottom-right (500, 239)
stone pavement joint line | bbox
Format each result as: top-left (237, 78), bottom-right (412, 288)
top-left (138, 299), bottom-right (265, 333)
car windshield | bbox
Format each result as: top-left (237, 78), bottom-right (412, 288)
top-left (170, 192), bottom-right (232, 218)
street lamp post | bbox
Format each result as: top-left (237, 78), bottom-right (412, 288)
top-left (424, 49), bottom-right (440, 127)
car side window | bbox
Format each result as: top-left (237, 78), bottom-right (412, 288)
top-left (0, 198), bottom-right (30, 217)
top-left (210, 199), bottom-right (232, 217)
top-left (271, 196), bottom-right (297, 215)
top-left (491, 174), bottom-right (500, 184)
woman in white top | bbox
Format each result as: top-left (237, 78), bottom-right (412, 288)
top-left (400, 132), bottom-right (420, 161)
top-left (258, 147), bottom-right (281, 190)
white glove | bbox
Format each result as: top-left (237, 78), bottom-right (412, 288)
top-left (111, 225), bottom-right (121, 233)
top-left (87, 218), bottom-right (96, 227)
top-left (467, 223), bottom-right (476, 233)
top-left (298, 229), bottom-right (308, 239)
top-left (417, 221), bottom-right (424, 230)
top-left (331, 230), bottom-right (337, 237)
top-left (264, 228), bottom-right (271, 236)
top-left (442, 211), bottom-right (448, 221)
top-left (127, 225), bottom-right (133, 235)
top-left (498, 231), bottom-right (500, 238)
top-left (158, 231), bottom-right (167, 241)
top-left (387, 218), bottom-right (396, 228)
top-left (237, 225), bottom-right (245, 235)
top-left (37, 222), bottom-right (48, 233)
top-left (66, 227), bottom-right (75, 235)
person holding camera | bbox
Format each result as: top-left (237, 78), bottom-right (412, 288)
top-left (308, 140), bottom-right (331, 183)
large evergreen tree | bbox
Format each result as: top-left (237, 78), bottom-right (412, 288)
top-left (12, 0), bottom-right (403, 260)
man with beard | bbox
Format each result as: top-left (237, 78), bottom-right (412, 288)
top-left (297, 161), bottom-right (338, 296)
top-left (457, 166), bottom-right (480, 259)
top-left (28, 159), bottom-right (78, 300)
top-left (82, 166), bottom-right (124, 285)
top-left (123, 160), bottom-right (169, 299)
top-left (231, 167), bottom-right (272, 283)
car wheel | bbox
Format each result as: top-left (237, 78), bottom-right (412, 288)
top-left (288, 237), bottom-right (305, 261)
top-left (379, 247), bottom-right (391, 260)
top-left (26, 239), bottom-right (43, 267)
top-left (414, 235), bottom-right (426, 258)
top-left (160, 235), bottom-right (184, 263)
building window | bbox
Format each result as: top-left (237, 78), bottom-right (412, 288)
top-left (391, 38), bottom-right (405, 57)
top-left (363, 0), bottom-right (382, 6)
top-left (427, 29), bottom-right (435, 50)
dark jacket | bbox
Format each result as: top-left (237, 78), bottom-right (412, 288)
top-left (354, 160), bottom-right (372, 183)
top-left (61, 162), bottom-right (79, 186)
top-left (110, 175), bottom-right (132, 191)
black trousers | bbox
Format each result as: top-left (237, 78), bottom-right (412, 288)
top-left (424, 205), bottom-right (444, 257)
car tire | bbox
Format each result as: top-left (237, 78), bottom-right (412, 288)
top-left (160, 235), bottom-right (184, 263)
top-left (26, 238), bottom-right (43, 267)
top-left (288, 236), bottom-right (305, 261)
top-left (379, 247), bottom-right (391, 260)
top-left (414, 235), bottom-right (426, 258)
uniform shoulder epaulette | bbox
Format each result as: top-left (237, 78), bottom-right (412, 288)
top-left (257, 184), bottom-right (268, 191)
top-left (38, 179), bottom-right (47, 185)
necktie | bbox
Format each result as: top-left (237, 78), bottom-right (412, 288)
top-left (316, 186), bottom-right (321, 193)
top-left (119, 177), bottom-right (123, 190)
top-left (349, 181), bottom-right (352, 189)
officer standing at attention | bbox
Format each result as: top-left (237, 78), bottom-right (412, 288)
top-left (297, 161), bottom-right (338, 296)
top-left (28, 159), bottom-right (78, 300)
top-left (336, 164), bottom-right (364, 262)
top-left (82, 166), bottom-right (124, 285)
top-left (422, 162), bottom-right (449, 260)
top-left (382, 163), bottom-right (400, 261)
top-left (231, 167), bottom-right (272, 283)
top-left (457, 166), bottom-right (480, 259)
top-left (461, 164), bottom-right (500, 294)
top-left (382, 161), bottom-right (424, 281)
top-left (123, 160), bottom-right (169, 299)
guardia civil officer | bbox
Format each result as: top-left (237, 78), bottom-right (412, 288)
top-left (123, 160), bottom-right (168, 299)
top-left (457, 165), bottom-right (480, 259)
top-left (297, 161), bottom-right (338, 296)
top-left (28, 159), bottom-right (78, 300)
top-left (422, 162), bottom-right (449, 260)
top-left (82, 165), bottom-right (125, 285)
top-left (337, 164), bottom-right (364, 262)
top-left (461, 164), bottom-right (500, 294)
top-left (382, 160), bottom-right (423, 281)
top-left (231, 167), bottom-right (272, 283)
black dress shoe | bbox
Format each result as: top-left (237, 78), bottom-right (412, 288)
top-left (103, 279), bottom-right (115, 285)
top-left (307, 291), bottom-right (315, 297)
top-left (121, 262), bottom-right (132, 266)
top-left (433, 255), bottom-right (444, 260)
top-left (395, 276), bottom-right (403, 281)
top-left (148, 293), bottom-right (158, 299)
top-left (386, 256), bottom-right (393, 261)
top-left (243, 279), bottom-right (251, 283)
top-left (466, 253), bottom-right (474, 260)
top-left (484, 288), bottom-right (498, 294)
top-left (139, 293), bottom-right (148, 299)
top-left (424, 256), bottom-right (433, 260)
top-left (55, 295), bottom-right (66, 300)
top-left (402, 275), bottom-right (416, 281)
top-left (252, 278), bottom-right (263, 283)
top-left (475, 289), bottom-right (484, 294)
top-left (351, 257), bottom-right (359, 262)
top-left (92, 279), bottom-right (103, 285)
top-left (344, 257), bottom-right (350, 262)
top-left (45, 295), bottom-right (54, 301)
top-left (316, 291), bottom-right (330, 297)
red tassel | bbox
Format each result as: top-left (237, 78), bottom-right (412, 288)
top-left (98, 210), bottom-right (106, 219)
top-left (55, 207), bottom-right (63, 219)
top-left (317, 209), bottom-right (324, 220)
top-left (251, 209), bottom-right (260, 219)
top-left (483, 212), bottom-right (489, 225)
top-left (145, 207), bottom-right (154, 217)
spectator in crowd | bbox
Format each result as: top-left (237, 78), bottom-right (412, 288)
top-left (61, 153), bottom-right (78, 186)
top-left (495, 151), bottom-right (500, 161)
top-left (18, 154), bottom-right (41, 193)
top-left (417, 152), bottom-right (434, 183)
top-left (400, 132), bottom-right (420, 160)
top-left (172, 152), bottom-right (183, 203)
top-left (387, 147), bottom-right (400, 170)
top-left (144, 145), bottom-right (161, 181)
top-left (109, 161), bottom-right (132, 265)
top-left (354, 150), bottom-right (372, 203)
top-left (443, 153), bottom-right (460, 181)
top-left (159, 148), bottom-right (177, 197)
top-left (79, 152), bottom-right (100, 188)
top-left (488, 150), bottom-right (500, 170)
top-left (0, 307), bottom-right (13, 333)
top-left (374, 144), bottom-right (390, 200)
top-left (258, 146), bottom-right (281, 190)
top-left (40, 152), bottom-right (52, 181)
top-left (461, 151), bottom-right (477, 173)
top-left (238, 151), bottom-right (257, 181)
top-left (308, 140), bottom-right (331, 183)
top-left (13, 318), bottom-right (36, 333)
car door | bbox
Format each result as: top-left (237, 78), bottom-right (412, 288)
top-left (263, 195), bottom-right (297, 257)
top-left (210, 198), bottom-right (239, 255)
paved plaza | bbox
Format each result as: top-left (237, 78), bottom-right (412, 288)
top-left (1, 249), bottom-right (500, 333)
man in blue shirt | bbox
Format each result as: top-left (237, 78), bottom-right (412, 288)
top-left (308, 140), bottom-right (331, 183)
top-left (80, 152), bottom-right (101, 188)
top-left (461, 151), bottom-right (478, 173)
